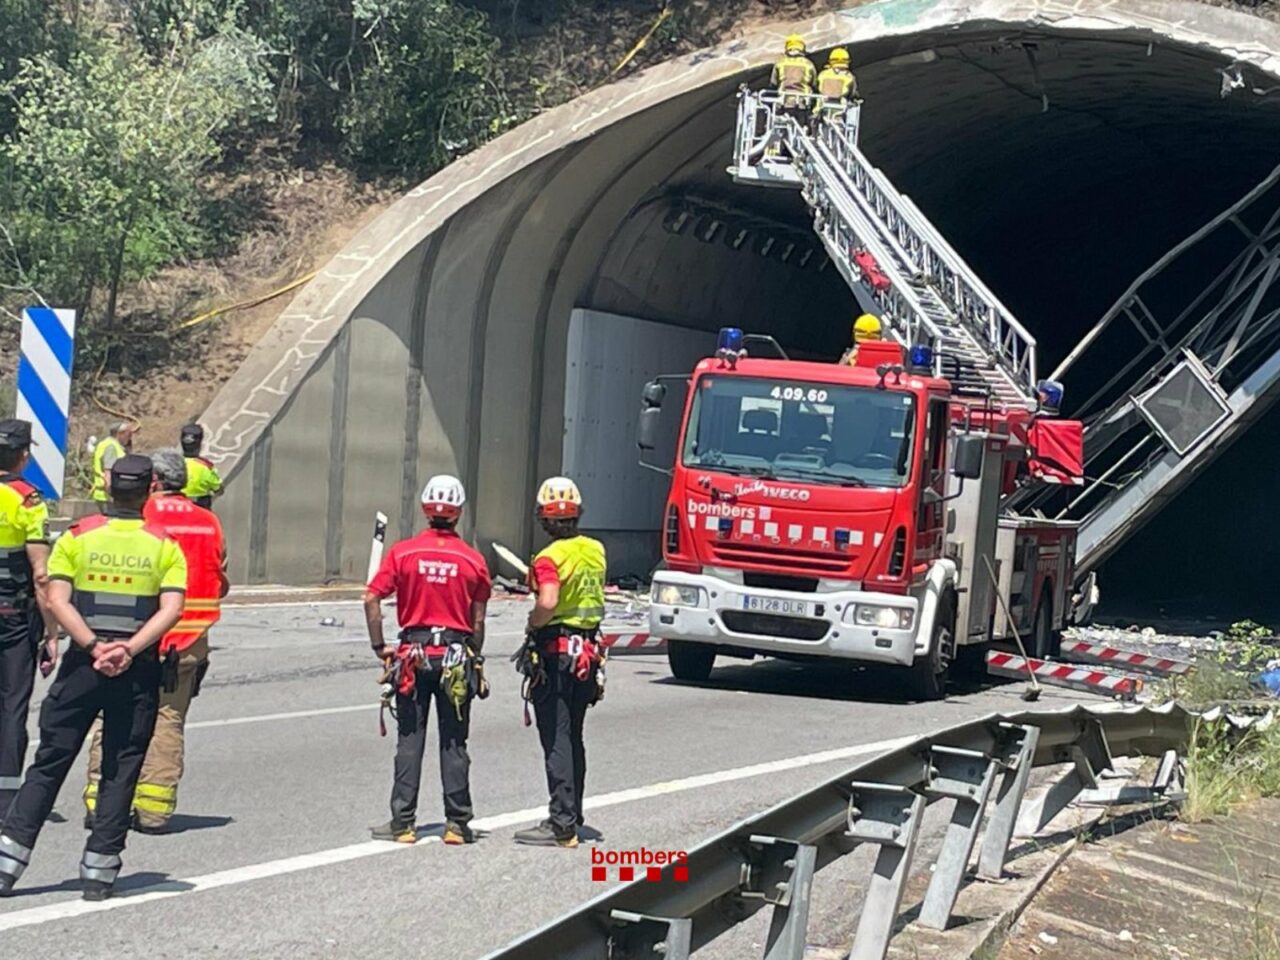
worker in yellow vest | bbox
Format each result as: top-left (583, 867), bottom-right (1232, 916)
top-left (814, 48), bottom-right (858, 125)
top-left (179, 423), bottom-right (223, 510)
top-left (84, 449), bottom-right (227, 834)
top-left (513, 477), bottom-right (607, 849)
top-left (0, 454), bottom-right (186, 901)
top-left (769, 34), bottom-right (817, 155)
top-left (0, 419), bottom-right (57, 811)
top-left (772, 34), bottom-right (817, 109)
top-left (90, 422), bottom-right (134, 511)
top-left (840, 313), bottom-right (883, 365)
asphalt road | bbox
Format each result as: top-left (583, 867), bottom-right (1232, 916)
top-left (0, 596), bottom-right (1095, 959)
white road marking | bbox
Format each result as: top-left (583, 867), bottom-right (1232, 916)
top-left (187, 704), bottom-right (375, 729)
top-left (0, 735), bottom-right (913, 931)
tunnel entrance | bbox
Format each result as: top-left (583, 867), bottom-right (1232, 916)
top-left (202, 3), bottom-right (1280, 591)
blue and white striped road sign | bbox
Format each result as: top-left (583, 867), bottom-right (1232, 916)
top-left (14, 307), bottom-right (76, 500)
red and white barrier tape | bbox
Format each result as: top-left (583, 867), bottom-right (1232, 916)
top-left (1060, 639), bottom-right (1192, 676)
top-left (598, 632), bottom-right (666, 653)
top-left (986, 650), bottom-right (1142, 700)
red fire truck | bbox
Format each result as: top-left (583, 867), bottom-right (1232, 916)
top-left (637, 329), bottom-right (1083, 699)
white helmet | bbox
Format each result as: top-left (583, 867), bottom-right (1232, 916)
top-left (421, 474), bottom-right (466, 519)
top-left (536, 475), bottom-right (582, 519)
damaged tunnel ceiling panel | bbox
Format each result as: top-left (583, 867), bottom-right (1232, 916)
top-left (199, 0), bottom-right (1280, 584)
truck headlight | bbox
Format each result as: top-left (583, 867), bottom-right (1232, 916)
top-left (847, 604), bottom-right (914, 629)
top-left (652, 583), bottom-right (706, 608)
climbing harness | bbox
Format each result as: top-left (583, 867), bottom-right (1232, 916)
top-left (512, 635), bottom-right (546, 728)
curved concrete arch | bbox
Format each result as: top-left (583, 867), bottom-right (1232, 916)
top-left (202, 0), bottom-right (1280, 582)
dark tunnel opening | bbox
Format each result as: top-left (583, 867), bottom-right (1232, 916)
top-left (585, 34), bottom-right (1280, 618)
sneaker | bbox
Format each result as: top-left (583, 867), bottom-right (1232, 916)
top-left (82, 879), bottom-right (113, 902)
top-left (370, 821), bottom-right (416, 844)
top-left (442, 822), bottom-right (475, 846)
top-left (514, 822), bottom-right (578, 848)
top-left (0, 871), bottom-right (15, 897)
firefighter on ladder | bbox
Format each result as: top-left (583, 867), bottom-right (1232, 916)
top-left (767, 34), bottom-right (816, 158)
top-left (513, 477), bottom-right (607, 849)
top-left (0, 455), bottom-right (186, 901)
top-left (83, 449), bottom-right (226, 833)
top-left (814, 48), bottom-right (858, 127)
top-left (840, 313), bottom-right (883, 365)
top-left (364, 475), bottom-right (491, 846)
top-left (0, 419), bottom-right (57, 813)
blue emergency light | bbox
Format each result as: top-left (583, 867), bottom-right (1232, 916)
top-left (717, 327), bottom-right (744, 354)
top-left (834, 528), bottom-right (851, 550)
top-left (718, 517), bottom-right (733, 537)
top-left (909, 344), bottom-right (933, 371)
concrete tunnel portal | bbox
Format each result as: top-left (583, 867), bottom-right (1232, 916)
top-left (202, 0), bottom-right (1280, 590)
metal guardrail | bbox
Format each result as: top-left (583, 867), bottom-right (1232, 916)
top-left (481, 704), bottom-right (1200, 960)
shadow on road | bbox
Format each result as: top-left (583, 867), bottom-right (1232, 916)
top-left (652, 657), bottom-right (1006, 704)
top-left (163, 814), bottom-right (236, 834)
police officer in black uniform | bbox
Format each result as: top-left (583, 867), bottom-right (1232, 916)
top-left (0, 455), bottom-right (187, 901)
top-left (0, 419), bottom-right (57, 811)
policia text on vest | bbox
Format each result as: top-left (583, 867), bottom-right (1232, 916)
top-left (0, 454), bottom-right (187, 902)
top-left (0, 418), bottom-right (59, 810)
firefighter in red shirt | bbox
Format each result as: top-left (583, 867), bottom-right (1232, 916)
top-left (364, 475), bottom-right (491, 845)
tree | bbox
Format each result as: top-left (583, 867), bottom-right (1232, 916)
top-left (340, 0), bottom-right (517, 173)
top-left (0, 26), bottom-right (271, 332)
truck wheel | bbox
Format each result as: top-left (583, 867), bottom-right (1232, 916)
top-left (1030, 599), bottom-right (1061, 660)
top-left (905, 599), bottom-right (953, 701)
top-left (668, 640), bottom-right (716, 682)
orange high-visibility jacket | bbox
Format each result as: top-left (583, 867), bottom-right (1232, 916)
top-left (144, 492), bottom-right (228, 652)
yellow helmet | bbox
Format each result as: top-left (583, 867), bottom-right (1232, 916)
top-left (829, 47), bottom-right (851, 67)
top-left (853, 313), bottom-right (882, 342)
top-left (536, 475), bottom-right (583, 519)
top-left (784, 33), bottom-right (806, 54)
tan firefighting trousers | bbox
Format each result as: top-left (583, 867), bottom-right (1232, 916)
top-left (84, 635), bottom-right (209, 828)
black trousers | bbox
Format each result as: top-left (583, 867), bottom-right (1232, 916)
top-left (0, 610), bottom-right (39, 809)
top-left (391, 661), bottom-right (472, 827)
top-left (3, 647), bottom-right (159, 862)
top-left (532, 655), bottom-right (594, 835)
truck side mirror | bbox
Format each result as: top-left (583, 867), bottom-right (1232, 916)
top-left (636, 381), bottom-right (667, 452)
top-left (952, 435), bottom-right (984, 480)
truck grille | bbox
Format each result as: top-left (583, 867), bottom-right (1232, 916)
top-left (721, 611), bottom-right (830, 642)
top-left (743, 572), bottom-right (819, 593)
top-left (712, 543), bottom-right (849, 574)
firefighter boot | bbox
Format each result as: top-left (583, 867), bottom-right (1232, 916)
top-left (370, 821), bottom-right (416, 844)
top-left (514, 820), bottom-right (578, 848)
top-left (82, 879), bottom-right (113, 902)
top-left (442, 822), bottom-right (475, 846)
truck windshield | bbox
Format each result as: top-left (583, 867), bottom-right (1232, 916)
top-left (681, 375), bottom-right (917, 488)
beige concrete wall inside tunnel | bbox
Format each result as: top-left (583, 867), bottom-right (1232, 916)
top-left (201, 0), bottom-right (1280, 583)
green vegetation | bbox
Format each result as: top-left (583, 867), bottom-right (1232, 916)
top-left (1181, 715), bottom-right (1280, 822)
top-left (0, 0), bottom-right (518, 340)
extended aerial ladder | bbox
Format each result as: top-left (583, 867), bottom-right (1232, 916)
top-left (730, 90), bottom-right (1040, 409)
top-left (730, 89), bottom-right (1280, 588)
